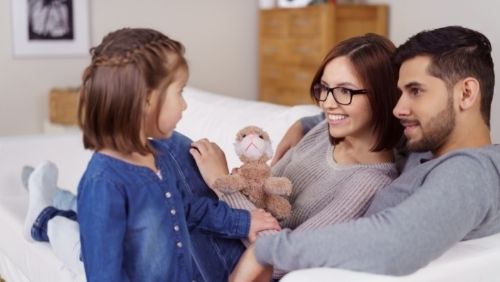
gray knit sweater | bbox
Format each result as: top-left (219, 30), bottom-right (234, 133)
top-left (254, 143), bottom-right (500, 276)
top-left (275, 121), bottom-right (397, 230)
top-left (222, 121), bottom-right (397, 276)
top-left (223, 121), bottom-right (396, 228)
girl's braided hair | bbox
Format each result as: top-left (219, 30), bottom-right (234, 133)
top-left (78, 28), bottom-right (187, 154)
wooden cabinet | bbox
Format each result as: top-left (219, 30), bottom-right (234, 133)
top-left (259, 4), bottom-right (388, 105)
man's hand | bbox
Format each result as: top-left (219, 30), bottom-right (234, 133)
top-left (190, 139), bottom-right (229, 194)
top-left (230, 245), bottom-right (273, 282)
top-left (271, 120), bottom-right (304, 166)
top-left (248, 209), bottom-right (280, 243)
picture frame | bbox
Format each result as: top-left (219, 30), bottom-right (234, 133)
top-left (277, 0), bottom-right (314, 8)
top-left (11, 0), bottom-right (90, 58)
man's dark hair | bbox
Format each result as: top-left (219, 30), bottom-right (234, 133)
top-left (393, 26), bottom-right (495, 126)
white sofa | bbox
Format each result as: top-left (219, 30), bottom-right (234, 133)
top-left (1, 86), bottom-right (499, 282)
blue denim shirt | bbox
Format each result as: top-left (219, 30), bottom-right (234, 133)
top-left (77, 137), bottom-right (250, 282)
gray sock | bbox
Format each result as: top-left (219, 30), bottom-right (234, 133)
top-left (21, 166), bottom-right (35, 191)
top-left (24, 161), bottom-right (59, 242)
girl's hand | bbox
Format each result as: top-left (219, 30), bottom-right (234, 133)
top-left (248, 209), bottom-right (280, 243)
top-left (190, 139), bottom-right (229, 190)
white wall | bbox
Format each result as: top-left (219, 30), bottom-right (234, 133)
top-left (1, 0), bottom-right (499, 142)
top-left (0, 0), bottom-right (259, 136)
top-left (366, 0), bottom-right (500, 142)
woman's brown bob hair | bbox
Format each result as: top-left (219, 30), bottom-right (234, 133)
top-left (78, 28), bottom-right (187, 155)
top-left (310, 33), bottom-right (403, 151)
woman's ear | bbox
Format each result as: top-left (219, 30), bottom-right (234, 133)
top-left (145, 89), bottom-right (158, 107)
top-left (458, 77), bottom-right (480, 111)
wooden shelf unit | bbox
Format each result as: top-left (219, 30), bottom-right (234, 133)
top-left (259, 4), bottom-right (388, 105)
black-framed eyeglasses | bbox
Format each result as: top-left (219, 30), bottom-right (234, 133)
top-left (312, 83), bottom-right (368, 105)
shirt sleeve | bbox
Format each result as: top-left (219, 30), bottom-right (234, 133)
top-left (158, 134), bottom-right (252, 239)
top-left (184, 194), bottom-right (251, 239)
top-left (78, 177), bottom-right (129, 282)
top-left (220, 190), bottom-right (279, 240)
top-left (254, 153), bottom-right (497, 276)
top-left (300, 113), bottom-right (325, 134)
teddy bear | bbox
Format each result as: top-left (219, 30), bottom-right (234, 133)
top-left (213, 126), bottom-right (292, 220)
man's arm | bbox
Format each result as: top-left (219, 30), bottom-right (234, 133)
top-left (254, 154), bottom-right (497, 275)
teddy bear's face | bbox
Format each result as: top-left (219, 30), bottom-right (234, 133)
top-left (234, 126), bottom-right (273, 162)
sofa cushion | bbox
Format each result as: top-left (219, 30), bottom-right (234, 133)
top-left (177, 87), bottom-right (320, 169)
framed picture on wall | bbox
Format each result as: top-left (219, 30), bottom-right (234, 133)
top-left (11, 0), bottom-right (90, 58)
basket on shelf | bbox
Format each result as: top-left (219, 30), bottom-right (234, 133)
top-left (49, 88), bottom-right (80, 125)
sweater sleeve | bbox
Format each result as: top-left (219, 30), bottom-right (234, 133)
top-left (300, 113), bottom-right (325, 134)
top-left (254, 153), bottom-right (497, 276)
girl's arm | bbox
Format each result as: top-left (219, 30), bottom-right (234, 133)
top-left (78, 178), bottom-right (129, 282)
top-left (184, 192), bottom-right (280, 239)
top-left (161, 135), bottom-right (279, 239)
top-left (189, 138), bottom-right (288, 240)
top-left (190, 138), bottom-right (229, 191)
top-left (220, 192), bottom-right (280, 243)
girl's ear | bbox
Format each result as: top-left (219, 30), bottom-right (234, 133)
top-left (458, 77), bottom-right (480, 111)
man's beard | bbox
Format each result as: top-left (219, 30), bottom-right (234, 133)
top-left (407, 96), bottom-right (455, 152)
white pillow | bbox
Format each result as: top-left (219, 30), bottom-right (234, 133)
top-left (177, 86), bottom-right (321, 169)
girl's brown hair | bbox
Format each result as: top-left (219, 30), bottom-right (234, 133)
top-left (310, 33), bottom-right (403, 151)
top-left (78, 28), bottom-right (187, 155)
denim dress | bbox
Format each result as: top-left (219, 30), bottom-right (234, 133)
top-left (77, 136), bottom-right (250, 282)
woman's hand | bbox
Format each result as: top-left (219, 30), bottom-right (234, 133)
top-left (190, 139), bottom-right (229, 192)
top-left (248, 209), bottom-right (280, 243)
top-left (270, 120), bottom-right (304, 166)
top-left (229, 244), bottom-right (273, 282)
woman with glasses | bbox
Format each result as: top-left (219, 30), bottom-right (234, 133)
top-left (192, 33), bottom-right (403, 279)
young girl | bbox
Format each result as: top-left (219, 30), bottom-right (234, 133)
top-left (23, 27), bottom-right (279, 282)
top-left (190, 33), bottom-right (403, 279)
